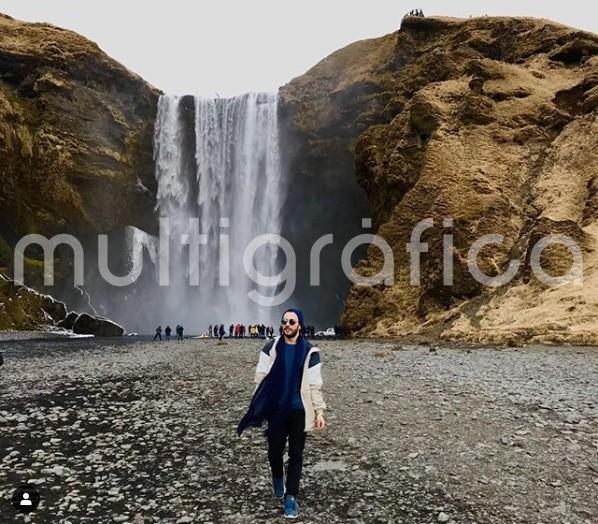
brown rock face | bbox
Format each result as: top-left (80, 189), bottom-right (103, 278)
top-left (0, 13), bottom-right (160, 246)
top-left (283, 15), bottom-right (598, 344)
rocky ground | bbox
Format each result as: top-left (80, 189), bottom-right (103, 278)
top-left (0, 337), bottom-right (597, 523)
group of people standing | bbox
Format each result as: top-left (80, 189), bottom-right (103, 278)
top-left (152, 322), bottom-right (320, 341)
top-left (405, 8), bottom-right (425, 17)
top-left (208, 323), bottom-right (319, 340)
top-left (153, 324), bottom-right (184, 341)
top-left (210, 323), bottom-right (274, 340)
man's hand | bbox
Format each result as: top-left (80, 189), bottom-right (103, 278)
top-left (315, 412), bottom-right (327, 431)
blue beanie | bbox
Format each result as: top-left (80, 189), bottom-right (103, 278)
top-left (283, 307), bottom-right (306, 335)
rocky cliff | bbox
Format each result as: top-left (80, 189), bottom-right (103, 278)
top-left (279, 32), bottom-right (398, 326)
top-left (0, 13), bottom-right (160, 273)
top-left (281, 16), bottom-right (598, 344)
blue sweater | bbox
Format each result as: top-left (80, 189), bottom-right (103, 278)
top-left (279, 341), bottom-right (304, 410)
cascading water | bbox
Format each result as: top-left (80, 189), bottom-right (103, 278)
top-left (152, 93), bottom-right (285, 330)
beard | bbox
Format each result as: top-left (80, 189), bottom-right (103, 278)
top-left (284, 325), bottom-right (300, 338)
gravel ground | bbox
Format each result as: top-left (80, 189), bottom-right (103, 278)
top-left (0, 337), bottom-right (597, 524)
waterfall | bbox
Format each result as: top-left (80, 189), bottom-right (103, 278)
top-left (152, 93), bottom-right (285, 329)
top-left (125, 226), bottom-right (158, 271)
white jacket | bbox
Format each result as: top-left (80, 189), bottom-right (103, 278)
top-left (254, 336), bottom-right (326, 432)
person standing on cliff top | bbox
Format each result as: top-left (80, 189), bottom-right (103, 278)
top-left (237, 308), bottom-right (327, 520)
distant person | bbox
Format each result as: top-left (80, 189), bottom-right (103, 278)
top-left (165, 325), bottom-right (172, 341)
top-left (153, 325), bottom-right (162, 341)
top-left (229, 324), bottom-right (234, 338)
top-left (237, 308), bottom-right (327, 520)
top-left (219, 324), bottom-right (225, 341)
top-left (177, 324), bottom-right (184, 341)
top-left (208, 325), bottom-right (213, 338)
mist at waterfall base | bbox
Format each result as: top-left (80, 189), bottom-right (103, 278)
top-left (53, 92), bottom-right (369, 335)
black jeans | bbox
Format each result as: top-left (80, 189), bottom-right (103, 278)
top-left (267, 409), bottom-right (306, 497)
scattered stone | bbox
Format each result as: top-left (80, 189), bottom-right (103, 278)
top-left (1, 338), bottom-right (596, 523)
top-left (310, 460), bottom-right (349, 472)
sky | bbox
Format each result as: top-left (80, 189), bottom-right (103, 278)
top-left (2, 1), bottom-right (597, 96)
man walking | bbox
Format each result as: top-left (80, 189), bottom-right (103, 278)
top-left (237, 308), bottom-right (327, 519)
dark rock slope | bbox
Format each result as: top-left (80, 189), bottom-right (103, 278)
top-left (279, 32), bottom-right (399, 326)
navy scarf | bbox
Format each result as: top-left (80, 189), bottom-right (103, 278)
top-left (237, 335), bottom-right (310, 437)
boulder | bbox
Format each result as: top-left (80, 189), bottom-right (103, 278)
top-left (57, 311), bottom-right (78, 330)
top-left (40, 296), bottom-right (67, 323)
top-left (72, 313), bottom-right (125, 337)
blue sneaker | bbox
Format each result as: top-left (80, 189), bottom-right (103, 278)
top-left (283, 494), bottom-right (298, 519)
top-left (272, 477), bottom-right (284, 500)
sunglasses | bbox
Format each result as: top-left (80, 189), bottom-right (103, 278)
top-left (281, 318), bottom-right (298, 326)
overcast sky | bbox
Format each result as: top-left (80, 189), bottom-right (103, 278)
top-left (2, 1), bottom-right (596, 96)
